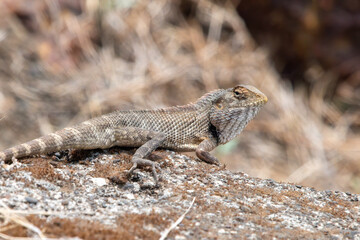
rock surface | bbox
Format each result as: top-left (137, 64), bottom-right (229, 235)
top-left (0, 149), bottom-right (359, 239)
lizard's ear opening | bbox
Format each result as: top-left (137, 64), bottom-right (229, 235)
top-left (214, 98), bottom-right (224, 110)
top-left (215, 102), bottom-right (224, 110)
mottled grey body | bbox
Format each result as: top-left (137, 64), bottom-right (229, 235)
top-left (0, 85), bottom-right (267, 184)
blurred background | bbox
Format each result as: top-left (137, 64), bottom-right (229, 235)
top-left (0, 0), bottom-right (359, 192)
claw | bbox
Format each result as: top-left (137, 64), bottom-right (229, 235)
top-left (155, 162), bottom-right (162, 171)
top-left (151, 164), bottom-right (158, 185)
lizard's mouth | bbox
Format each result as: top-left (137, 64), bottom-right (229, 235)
top-left (230, 97), bottom-right (267, 110)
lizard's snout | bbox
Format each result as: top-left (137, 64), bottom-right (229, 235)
top-left (238, 84), bottom-right (268, 105)
top-left (262, 94), bottom-right (268, 104)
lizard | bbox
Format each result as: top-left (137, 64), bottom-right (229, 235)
top-left (0, 85), bottom-right (267, 184)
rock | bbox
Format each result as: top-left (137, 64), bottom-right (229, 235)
top-left (0, 151), bottom-right (359, 239)
top-left (91, 178), bottom-right (107, 187)
top-left (25, 196), bottom-right (38, 205)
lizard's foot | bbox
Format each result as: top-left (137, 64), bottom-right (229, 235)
top-left (196, 149), bottom-right (220, 165)
top-left (3, 156), bottom-right (18, 165)
top-left (127, 157), bottom-right (161, 186)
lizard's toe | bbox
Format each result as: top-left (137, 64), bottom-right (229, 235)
top-left (127, 162), bottom-right (138, 176)
top-left (128, 157), bottom-right (161, 185)
top-left (154, 162), bottom-right (162, 171)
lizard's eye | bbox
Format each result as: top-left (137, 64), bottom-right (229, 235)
top-left (234, 90), bottom-right (247, 100)
top-left (233, 86), bottom-right (250, 100)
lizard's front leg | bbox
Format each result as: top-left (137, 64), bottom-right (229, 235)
top-left (114, 128), bottom-right (166, 185)
top-left (196, 138), bottom-right (220, 165)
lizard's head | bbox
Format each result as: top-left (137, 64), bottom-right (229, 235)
top-left (209, 85), bottom-right (267, 144)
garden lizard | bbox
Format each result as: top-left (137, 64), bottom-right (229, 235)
top-left (0, 85), bottom-right (267, 184)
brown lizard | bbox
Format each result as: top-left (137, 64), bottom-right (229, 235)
top-left (0, 85), bottom-right (267, 184)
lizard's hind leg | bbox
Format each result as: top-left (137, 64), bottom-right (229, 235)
top-left (114, 128), bottom-right (166, 185)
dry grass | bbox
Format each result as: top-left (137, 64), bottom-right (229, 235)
top-left (0, 200), bottom-right (47, 239)
top-left (0, 0), bottom-right (358, 193)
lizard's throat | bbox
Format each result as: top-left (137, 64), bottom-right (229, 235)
top-left (213, 107), bottom-right (261, 144)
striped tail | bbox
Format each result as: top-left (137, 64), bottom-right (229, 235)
top-left (0, 127), bottom-right (85, 163)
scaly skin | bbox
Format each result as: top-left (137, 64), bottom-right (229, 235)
top-left (0, 85), bottom-right (267, 184)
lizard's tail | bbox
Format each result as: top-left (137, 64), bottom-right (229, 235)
top-left (0, 127), bottom-right (84, 163)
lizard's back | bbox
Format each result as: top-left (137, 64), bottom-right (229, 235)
top-left (95, 107), bottom-right (210, 150)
